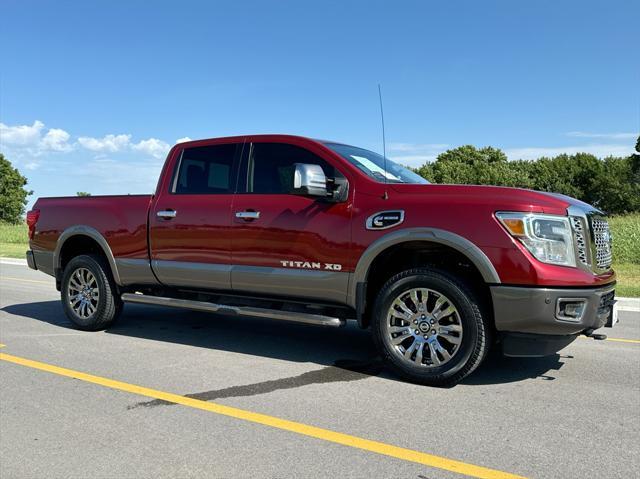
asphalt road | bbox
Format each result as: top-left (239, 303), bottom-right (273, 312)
top-left (1, 261), bottom-right (639, 479)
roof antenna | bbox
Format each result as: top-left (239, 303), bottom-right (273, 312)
top-left (378, 84), bottom-right (389, 200)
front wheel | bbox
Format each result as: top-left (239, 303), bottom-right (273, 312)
top-left (61, 255), bottom-right (122, 331)
top-left (372, 268), bottom-right (491, 386)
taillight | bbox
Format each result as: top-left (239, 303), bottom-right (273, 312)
top-left (26, 209), bottom-right (40, 240)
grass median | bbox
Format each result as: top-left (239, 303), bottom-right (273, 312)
top-left (2, 214), bottom-right (638, 296)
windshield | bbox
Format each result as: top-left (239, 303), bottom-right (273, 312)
top-left (324, 143), bottom-right (429, 184)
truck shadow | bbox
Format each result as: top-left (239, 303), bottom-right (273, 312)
top-left (2, 300), bottom-right (567, 387)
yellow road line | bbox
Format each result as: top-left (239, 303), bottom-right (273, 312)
top-left (0, 276), bottom-right (51, 285)
top-left (601, 337), bottom-right (640, 344)
top-left (577, 336), bottom-right (640, 344)
top-left (0, 351), bottom-right (526, 479)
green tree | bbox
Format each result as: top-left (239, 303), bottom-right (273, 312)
top-left (0, 154), bottom-right (32, 223)
top-left (596, 156), bottom-right (640, 214)
top-left (416, 145), bottom-right (530, 187)
top-left (436, 145), bottom-right (508, 165)
top-left (76, 191), bottom-right (91, 196)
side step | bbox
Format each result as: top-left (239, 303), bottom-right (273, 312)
top-left (121, 293), bottom-right (345, 328)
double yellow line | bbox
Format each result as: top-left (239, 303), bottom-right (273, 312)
top-left (0, 347), bottom-right (526, 479)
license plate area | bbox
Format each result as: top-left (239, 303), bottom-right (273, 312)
top-left (597, 289), bottom-right (617, 328)
top-left (605, 301), bottom-right (618, 328)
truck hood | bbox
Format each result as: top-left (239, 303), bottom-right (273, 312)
top-left (389, 184), bottom-right (599, 216)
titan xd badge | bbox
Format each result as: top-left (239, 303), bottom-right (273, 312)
top-left (366, 210), bottom-right (405, 230)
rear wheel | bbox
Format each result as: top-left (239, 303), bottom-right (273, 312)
top-left (61, 255), bottom-right (122, 330)
top-left (372, 268), bottom-right (490, 386)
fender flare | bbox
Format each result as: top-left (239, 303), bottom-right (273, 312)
top-left (348, 227), bottom-right (501, 309)
top-left (54, 225), bottom-right (122, 285)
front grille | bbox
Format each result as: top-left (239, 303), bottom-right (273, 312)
top-left (571, 216), bottom-right (589, 266)
top-left (591, 217), bottom-right (613, 270)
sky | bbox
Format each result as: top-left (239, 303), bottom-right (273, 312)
top-left (1, 0), bottom-right (638, 209)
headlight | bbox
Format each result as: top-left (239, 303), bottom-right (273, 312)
top-left (496, 212), bottom-right (576, 267)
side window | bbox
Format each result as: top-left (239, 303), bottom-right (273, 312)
top-left (245, 143), bottom-right (342, 194)
top-left (174, 144), bottom-right (237, 194)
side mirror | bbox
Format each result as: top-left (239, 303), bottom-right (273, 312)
top-left (292, 163), bottom-right (328, 197)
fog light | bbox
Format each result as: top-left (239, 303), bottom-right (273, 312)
top-left (556, 299), bottom-right (587, 322)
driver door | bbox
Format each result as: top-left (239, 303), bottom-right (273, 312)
top-left (231, 140), bottom-right (353, 304)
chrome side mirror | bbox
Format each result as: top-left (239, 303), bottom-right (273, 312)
top-left (292, 163), bottom-right (327, 197)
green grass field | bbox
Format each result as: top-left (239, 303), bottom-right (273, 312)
top-left (2, 214), bottom-right (638, 296)
top-left (0, 222), bottom-right (28, 258)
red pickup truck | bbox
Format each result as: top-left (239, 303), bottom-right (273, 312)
top-left (26, 134), bottom-right (617, 385)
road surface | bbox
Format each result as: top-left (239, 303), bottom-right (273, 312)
top-left (1, 261), bottom-right (639, 479)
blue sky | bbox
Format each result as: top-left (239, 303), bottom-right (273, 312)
top-left (1, 0), bottom-right (638, 209)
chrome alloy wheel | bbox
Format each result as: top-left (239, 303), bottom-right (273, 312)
top-left (383, 288), bottom-right (463, 367)
top-left (67, 267), bottom-right (100, 319)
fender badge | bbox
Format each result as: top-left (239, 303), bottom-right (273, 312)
top-left (366, 210), bottom-right (405, 230)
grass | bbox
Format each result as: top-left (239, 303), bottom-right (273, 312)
top-left (608, 214), bottom-right (640, 297)
top-left (609, 214), bottom-right (640, 264)
top-left (0, 222), bottom-right (27, 259)
top-left (1, 214), bottom-right (639, 296)
top-left (613, 263), bottom-right (640, 298)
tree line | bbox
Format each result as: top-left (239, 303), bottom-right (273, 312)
top-left (414, 136), bottom-right (640, 215)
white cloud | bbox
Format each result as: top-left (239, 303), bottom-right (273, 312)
top-left (505, 143), bottom-right (635, 161)
top-left (77, 134), bottom-right (132, 153)
top-left (0, 120), bottom-right (173, 168)
top-left (175, 137), bottom-right (192, 144)
top-left (565, 131), bottom-right (638, 140)
top-left (0, 120), bottom-right (45, 146)
top-left (24, 161), bottom-right (40, 170)
top-left (41, 128), bottom-right (73, 152)
top-left (132, 138), bottom-right (170, 159)
top-left (0, 121), bottom-right (73, 162)
top-left (76, 134), bottom-right (170, 159)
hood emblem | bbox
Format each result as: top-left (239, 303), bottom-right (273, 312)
top-left (366, 210), bottom-right (405, 230)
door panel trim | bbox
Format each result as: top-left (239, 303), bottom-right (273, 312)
top-left (115, 258), bottom-right (159, 286)
top-left (152, 260), bottom-right (232, 289)
top-left (231, 265), bottom-right (348, 304)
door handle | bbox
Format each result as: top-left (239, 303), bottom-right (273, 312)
top-left (235, 211), bottom-right (260, 220)
top-left (157, 209), bottom-right (177, 219)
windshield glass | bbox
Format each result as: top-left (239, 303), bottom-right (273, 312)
top-left (324, 143), bottom-right (428, 184)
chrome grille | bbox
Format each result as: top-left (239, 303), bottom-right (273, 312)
top-left (591, 217), bottom-right (613, 270)
top-left (571, 216), bottom-right (589, 266)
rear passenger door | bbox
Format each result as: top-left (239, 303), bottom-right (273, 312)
top-left (149, 141), bottom-right (242, 290)
top-left (231, 141), bottom-right (353, 304)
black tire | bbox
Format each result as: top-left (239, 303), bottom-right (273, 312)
top-left (61, 254), bottom-right (122, 331)
top-left (371, 268), bottom-right (491, 386)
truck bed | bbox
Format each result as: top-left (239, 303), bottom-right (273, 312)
top-left (31, 195), bottom-right (153, 260)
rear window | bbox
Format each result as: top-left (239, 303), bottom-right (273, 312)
top-left (173, 144), bottom-right (237, 194)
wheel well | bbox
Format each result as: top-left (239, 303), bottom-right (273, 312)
top-left (362, 241), bottom-right (493, 327)
top-left (59, 235), bottom-right (109, 274)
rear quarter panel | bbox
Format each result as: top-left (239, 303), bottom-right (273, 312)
top-left (32, 195), bottom-right (153, 259)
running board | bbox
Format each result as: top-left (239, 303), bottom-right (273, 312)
top-left (120, 293), bottom-right (345, 328)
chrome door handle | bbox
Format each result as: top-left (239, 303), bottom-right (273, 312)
top-left (235, 211), bottom-right (260, 220)
top-left (157, 210), bottom-right (177, 219)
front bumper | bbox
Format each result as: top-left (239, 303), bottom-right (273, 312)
top-left (491, 283), bottom-right (616, 356)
